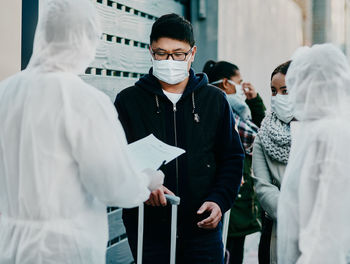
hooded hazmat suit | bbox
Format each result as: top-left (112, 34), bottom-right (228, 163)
top-left (277, 44), bottom-right (350, 264)
top-left (0, 0), bottom-right (162, 263)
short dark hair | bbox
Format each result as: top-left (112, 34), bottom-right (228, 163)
top-left (202, 60), bottom-right (240, 83)
top-left (150, 13), bottom-right (195, 47)
top-left (271, 60), bottom-right (292, 80)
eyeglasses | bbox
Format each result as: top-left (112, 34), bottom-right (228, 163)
top-left (150, 48), bottom-right (193, 61)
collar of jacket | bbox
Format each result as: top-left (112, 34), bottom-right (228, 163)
top-left (135, 68), bottom-right (209, 99)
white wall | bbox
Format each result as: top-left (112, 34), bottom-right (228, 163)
top-left (218, 0), bottom-right (303, 109)
top-left (0, 0), bottom-right (22, 81)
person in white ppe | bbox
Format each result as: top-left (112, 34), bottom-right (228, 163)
top-left (277, 43), bottom-right (350, 264)
top-left (0, 0), bottom-right (163, 263)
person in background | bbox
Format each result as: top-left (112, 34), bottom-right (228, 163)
top-left (0, 1), bottom-right (163, 263)
top-left (252, 61), bottom-right (293, 264)
top-left (203, 60), bottom-right (266, 264)
top-left (115, 14), bottom-right (244, 264)
top-left (278, 44), bottom-right (350, 264)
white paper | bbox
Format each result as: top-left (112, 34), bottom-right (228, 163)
top-left (127, 134), bottom-right (186, 172)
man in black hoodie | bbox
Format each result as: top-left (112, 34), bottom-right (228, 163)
top-left (114, 14), bottom-right (244, 264)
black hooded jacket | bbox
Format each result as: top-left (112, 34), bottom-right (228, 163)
top-left (114, 68), bottom-right (244, 238)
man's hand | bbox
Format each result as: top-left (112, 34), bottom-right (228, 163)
top-left (197, 202), bottom-right (222, 230)
top-left (242, 82), bottom-right (257, 100)
top-left (145, 185), bottom-right (175, 207)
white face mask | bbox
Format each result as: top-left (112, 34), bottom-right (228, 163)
top-left (271, 94), bottom-right (294, 123)
top-left (227, 80), bottom-right (246, 101)
top-left (152, 55), bottom-right (191, 85)
top-left (211, 79), bottom-right (246, 101)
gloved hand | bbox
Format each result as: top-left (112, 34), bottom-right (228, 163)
top-left (142, 168), bottom-right (164, 191)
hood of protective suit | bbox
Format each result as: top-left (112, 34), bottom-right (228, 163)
top-left (278, 43), bottom-right (350, 264)
top-left (286, 43), bottom-right (350, 121)
top-left (27, 0), bottom-right (101, 74)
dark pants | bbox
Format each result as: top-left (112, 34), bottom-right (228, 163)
top-left (226, 235), bottom-right (246, 264)
top-left (126, 226), bottom-right (224, 264)
top-left (258, 214), bottom-right (273, 264)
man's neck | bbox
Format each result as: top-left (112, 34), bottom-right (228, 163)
top-left (160, 77), bottom-right (189, 94)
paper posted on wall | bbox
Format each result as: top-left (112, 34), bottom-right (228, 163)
top-left (127, 134), bottom-right (185, 172)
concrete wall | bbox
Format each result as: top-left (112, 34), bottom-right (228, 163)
top-left (312, 0), bottom-right (350, 54)
top-left (0, 0), bottom-right (22, 81)
top-left (293, 0), bottom-right (313, 45)
top-left (346, 0), bottom-right (350, 56)
top-left (190, 0), bottom-right (219, 72)
top-left (218, 0), bottom-right (303, 108)
top-left (312, 0), bottom-right (329, 44)
top-left (329, 0), bottom-right (346, 47)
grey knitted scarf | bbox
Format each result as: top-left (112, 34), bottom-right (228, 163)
top-left (258, 112), bottom-right (291, 164)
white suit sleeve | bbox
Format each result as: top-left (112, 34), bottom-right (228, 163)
top-left (66, 92), bottom-right (151, 208)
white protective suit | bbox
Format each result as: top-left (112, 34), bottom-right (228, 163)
top-left (0, 0), bottom-right (162, 263)
top-left (277, 44), bottom-right (350, 264)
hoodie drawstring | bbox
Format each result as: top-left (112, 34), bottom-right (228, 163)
top-left (192, 92), bottom-right (200, 123)
top-left (155, 92), bottom-right (200, 123)
top-left (155, 95), bottom-right (161, 114)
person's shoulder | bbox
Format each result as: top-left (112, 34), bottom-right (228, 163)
top-left (307, 118), bottom-right (345, 143)
top-left (43, 72), bottom-right (87, 89)
top-left (0, 71), bottom-right (25, 89)
top-left (203, 83), bottom-right (226, 96)
top-left (50, 72), bottom-right (112, 105)
top-left (117, 85), bottom-right (139, 97)
top-left (66, 73), bottom-right (108, 97)
top-left (252, 135), bottom-right (265, 155)
top-left (115, 84), bottom-right (144, 104)
top-left (197, 83), bottom-right (226, 104)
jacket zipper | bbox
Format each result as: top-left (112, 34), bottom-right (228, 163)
top-left (173, 103), bottom-right (179, 196)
